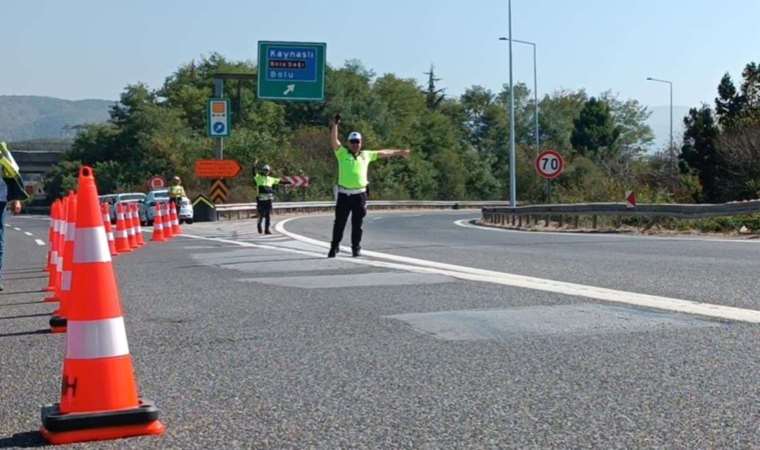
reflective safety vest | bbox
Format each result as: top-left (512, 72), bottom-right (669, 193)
top-left (0, 142), bottom-right (21, 179)
top-left (254, 175), bottom-right (280, 196)
top-left (168, 185), bottom-right (186, 198)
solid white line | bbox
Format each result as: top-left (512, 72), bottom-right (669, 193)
top-left (275, 217), bottom-right (760, 324)
top-left (454, 218), bottom-right (760, 245)
top-left (35, 239), bottom-right (46, 246)
top-left (24, 231), bottom-right (33, 236)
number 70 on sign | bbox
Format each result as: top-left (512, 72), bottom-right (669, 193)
top-left (535, 150), bottom-right (565, 180)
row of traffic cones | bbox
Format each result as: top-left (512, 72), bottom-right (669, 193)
top-left (39, 168), bottom-right (167, 445)
top-left (150, 200), bottom-right (182, 243)
top-left (44, 200), bottom-right (183, 326)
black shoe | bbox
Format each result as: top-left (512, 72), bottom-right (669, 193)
top-left (265, 230), bottom-right (272, 235)
top-left (327, 245), bottom-right (339, 258)
top-left (0, 283), bottom-right (3, 292)
top-left (257, 223), bottom-right (263, 234)
top-left (352, 246), bottom-right (361, 257)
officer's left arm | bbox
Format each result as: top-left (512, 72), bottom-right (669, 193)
top-left (376, 149), bottom-right (411, 159)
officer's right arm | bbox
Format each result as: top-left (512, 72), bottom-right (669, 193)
top-left (330, 114), bottom-right (341, 151)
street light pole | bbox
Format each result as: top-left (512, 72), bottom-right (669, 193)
top-left (646, 77), bottom-right (674, 171)
top-left (499, 37), bottom-right (539, 153)
top-left (507, 0), bottom-right (517, 207)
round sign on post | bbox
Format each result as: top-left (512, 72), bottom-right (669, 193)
top-left (535, 150), bottom-right (565, 180)
top-left (148, 176), bottom-right (166, 190)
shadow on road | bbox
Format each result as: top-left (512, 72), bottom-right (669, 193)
top-left (0, 329), bottom-right (51, 338)
top-left (0, 299), bottom-right (45, 306)
top-left (0, 431), bottom-right (46, 448)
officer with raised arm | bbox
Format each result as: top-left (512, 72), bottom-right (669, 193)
top-left (328, 114), bottom-right (410, 258)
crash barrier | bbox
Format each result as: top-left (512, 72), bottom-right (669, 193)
top-left (39, 166), bottom-right (166, 444)
top-left (206, 200), bottom-right (513, 221)
top-left (481, 200), bottom-right (760, 229)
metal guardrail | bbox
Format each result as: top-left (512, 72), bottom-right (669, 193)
top-left (481, 200), bottom-right (760, 229)
top-left (213, 200), bottom-right (511, 221)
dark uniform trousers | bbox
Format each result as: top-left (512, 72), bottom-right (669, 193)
top-left (331, 192), bottom-right (367, 249)
top-left (257, 198), bottom-right (273, 231)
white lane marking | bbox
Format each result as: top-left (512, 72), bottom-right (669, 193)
top-left (275, 217), bottom-right (760, 324)
top-left (454, 218), bottom-right (760, 245)
top-left (13, 227), bottom-right (21, 231)
top-left (24, 231), bottom-right (33, 236)
top-left (35, 239), bottom-right (46, 246)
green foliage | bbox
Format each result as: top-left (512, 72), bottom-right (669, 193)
top-left (45, 54), bottom-right (667, 205)
top-left (571, 97), bottom-right (620, 161)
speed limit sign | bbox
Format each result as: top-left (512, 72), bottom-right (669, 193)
top-left (535, 150), bottom-right (564, 180)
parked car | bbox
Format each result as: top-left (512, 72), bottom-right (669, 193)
top-left (99, 193), bottom-right (146, 223)
top-left (142, 189), bottom-right (193, 225)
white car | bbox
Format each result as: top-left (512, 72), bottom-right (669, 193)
top-left (142, 189), bottom-right (193, 225)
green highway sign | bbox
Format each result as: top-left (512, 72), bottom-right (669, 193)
top-left (257, 41), bottom-right (326, 102)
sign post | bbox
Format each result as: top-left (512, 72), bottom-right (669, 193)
top-left (257, 41), bottom-right (326, 102)
top-left (535, 150), bottom-right (565, 203)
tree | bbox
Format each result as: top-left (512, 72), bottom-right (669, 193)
top-left (571, 97), bottom-right (620, 161)
top-left (423, 64), bottom-right (445, 110)
top-left (680, 105), bottom-right (722, 201)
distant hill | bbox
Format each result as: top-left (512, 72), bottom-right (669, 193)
top-left (0, 95), bottom-right (114, 142)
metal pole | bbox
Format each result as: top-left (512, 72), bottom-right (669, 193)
top-left (646, 77), bottom-right (674, 172)
top-left (669, 81), bottom-right (673, 170)
top-left (507, 0), bottom-right (517, 207)
top-left (532, 42), bottom-right (538, 153)
top-left (213, 78), bottom-right (225, 160)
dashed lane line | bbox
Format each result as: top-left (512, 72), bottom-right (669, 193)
top-left (35, 239), bottom-right (46, 246)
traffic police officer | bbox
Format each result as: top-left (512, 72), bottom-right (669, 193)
top-left (168, 176), bottom-right (186, 213)
top-left (328, 114), bottom-right (411, 257)
top-left (254, 164), bottom-right (290, 234)
top-left (0, 142), bottom-right (30, 291)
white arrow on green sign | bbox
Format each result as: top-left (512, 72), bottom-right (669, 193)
top-left (257, 41), bottom-right (326, 102)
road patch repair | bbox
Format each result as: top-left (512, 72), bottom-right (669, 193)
top-left (387, 303), bottom-right (722, 342)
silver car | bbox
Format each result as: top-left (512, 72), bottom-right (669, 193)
top-left (142, 189), bottom-right (194, 225)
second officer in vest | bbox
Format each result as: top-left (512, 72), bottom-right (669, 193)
top-left (254, 164), bottom-right (289, 234)
top-left (328, 114), bottom-right (411, 257)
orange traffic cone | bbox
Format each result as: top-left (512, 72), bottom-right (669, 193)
top-left (151, 202), bottom-right (166, 242)
top-left (161, 202), bottom-right (173, 239)
top-left (102, 203), bottom-right (118, 256)
top-left (169, 202), bottom-right (181, 235)
top-left (134, 203), bottom-right (145, 246)
top-left (40, 166), bottom-right (164, 445)
top-left (114, 203), bottom-right (131, 253)
top-left (43, 200), bottom-right (61, 302)
top-left (50, 193), bottom-right (77, 333)
top-left (126, 203), bottom-right (138, 250)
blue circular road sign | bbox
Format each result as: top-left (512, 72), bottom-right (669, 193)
top-left (213, 122), bottom-right (226, 134)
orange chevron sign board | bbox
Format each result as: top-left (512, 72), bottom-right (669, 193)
top-left (209, 179), bottom-right (229, 204)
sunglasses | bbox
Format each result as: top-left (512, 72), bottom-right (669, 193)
top-left (349, 140), bottom-right (361, 144)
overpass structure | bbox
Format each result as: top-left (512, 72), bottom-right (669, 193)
top-left (8, 140), bottom-right (69, 201)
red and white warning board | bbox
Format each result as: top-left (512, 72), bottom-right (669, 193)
top-left (282, 176), bottom-right (310, 187)
top-left (535, 150), bottom-right (564, 180)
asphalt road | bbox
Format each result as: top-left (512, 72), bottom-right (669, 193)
top-left (1, 211), bottom-right (758, 449)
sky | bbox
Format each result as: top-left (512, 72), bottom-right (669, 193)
top-left (2, 0), bottom-right (758, 139)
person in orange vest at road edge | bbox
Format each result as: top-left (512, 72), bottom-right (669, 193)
top-left (0, 141), bottom-right (31, 291)
top-left (328, 113), bottom-right (411, 258)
